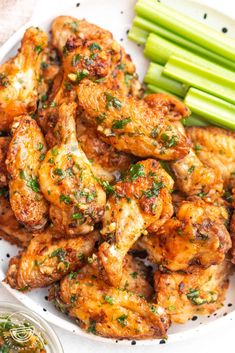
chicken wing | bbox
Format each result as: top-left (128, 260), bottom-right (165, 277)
top-left (51, 16), bottom-right (141, 97)
top-left (98, 159), bottom-right (174, 286)
top-left (171, 149), bottom-right (223, 202)
top-left (0, 136), bottom-right (10, 187)
top-left (5, 230), bottom-right (99, 291)
top-left (139, 201), bottom-right (231, 271)
top-left (6, 115), bottom-right (48, 231)
top-left (0, 27), bottom-right (48, 131)
top-left (154, 260), bottom-right (231, 323)
top-left (187, 126), bottom-right (235, 187)
top-left (50, 262), bottom-right (169, 340)
top-left (77, 80), bottom-right (190, 160)
top-left (39, 102), bottom-right (106, 236)
top-left (0, 194), bottom-right (32, 248)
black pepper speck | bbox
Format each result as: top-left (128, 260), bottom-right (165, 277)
top-left (223, 312), bottom-right (227, 316)
top-left (43, 308), bottom-right (47, 312)
top-left (159, 339), bottom-right (166, 344)
top-left (192, 316), bottom-right (198, 321)
top-left (131, 341), bottom-right (136, 345)
top-left (214, 313), bottom-right (217, 316)
top-left (228, 303), bottom-right (233, 307)
top-left (120, 38), bottom-right (123, 42)
top-left (203, 13), bottom-right (207, 19)
top-left (45, 296), bottom-right (48, 301)
top-left (126, 29), bottom-right (129, 35)
top-left (120, 11), bottom-right (124, 14)
top-left (6, 253), bottom-right (10, 258)
top-left (76, 3), bottom-right (80, 7)
top-left (115, 340), bottom-right (118, 343)
top-left (222, 27), bottom-right (228, 33)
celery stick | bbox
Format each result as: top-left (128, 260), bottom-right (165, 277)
top-left (182, 115), bottom-right (209, 127)
top-left (133, 16), bottom-right (235, 71)
top-left (146, 84), bottom-right (179, 97)
top-left (164, 56), bottom-right (235, 104)
top-left (135, 0), bottom-right (235, 62)
top-left (144, 62), bottom-right (188, 97)
top-left (184, 88), bottom-right (235, 130)
top-left (144, 34), bottom-right (235, 82)
top-left (127, 25), bottom-right (148, 45)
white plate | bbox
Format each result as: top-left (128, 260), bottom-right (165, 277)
top-left (1, 0), bottom-right (235, 346)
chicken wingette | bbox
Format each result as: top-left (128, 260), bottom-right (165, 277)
top-left (39, 102), bottom-right (106, 236)
top-left (0, 27), bottom-right (48, 131)
top-left (99, 159), bottom-right (174, 286)
top-left (187, 126), bottom-right (235, 187)
top-left (0, 194), bottom-right (32, 248)
top-left (154, 261), bottom-right (231, 323)
top-left (5, 230), bottom-right (99, 291)
top-left (50, 261), bottom-right (169, 340)
top-left (77, 80), bottom-right (190, 160)
top-left (139, 201), bottom-right (231, 271)
top-left (6, 115), bottom-right (48, 231)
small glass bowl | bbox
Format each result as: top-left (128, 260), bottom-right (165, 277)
top-left (0, 301), bottom-right (64, 353)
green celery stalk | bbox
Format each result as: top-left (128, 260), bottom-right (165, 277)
top-left (144, 62), bottom-right (188, 97)
top-left (127, 25), bottom-right (148, 45)
top-left (135, 0), bottom-right (235, 62)
top-left (146, 84), bottom-right (179, 97)
top-left (133, 16), bottom-right (235, 71)
top-left (144, 34), bottom-right (235, 82)
top-left (164, 56), bottom-right (235, 104)
top-left (184, 88), bottom-right (235, 130)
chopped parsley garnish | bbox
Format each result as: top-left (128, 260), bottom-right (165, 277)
top-left (72, 212), bottom-right (83, 220)
top-left (34, 45), bottom-right (43, 54)
top-left (37, 142), bottom-right (44, 151)
top-left (101, 180), bottom-right (115, 195)
top-left (103, 295), bottom-right (114, 305)
top-left (27, 177), bottom-right (40, 193)
top-left (19, 170), bottom-right (26, 180)
top-left (88, 42), bottom-right (101, 51)
top-left (194, 144), bottom-right (202, 152)
top-left (51, 147), bottom-right (58, 156)
top-left (49, 248), bottom-right (67, 262)
top-left (130, 272), bottom-right (138, 279)
top-left (124, 73), bottom-right (133, 85)
top-left (112, 117), bottom-right (131, 129)
top-left (68, 271), bottom-right (79, 279)
top-left (64, 81), bottom-right (73, 91)
top-left (0, 187), bottom-right (8, 198)
top-left (41, 61), bottom-right (48, 69)
top-left (116, 314), bottom-right (128, 327)
top-left (96, 113), bottom-right (106, 124)
top-left (117, 63), bottom-right (125, 70)
top-left (39, 153), bottom-right (45, 161)
top-left (53, 168), bottom-right (66, 178)
top-left (224, 190), bottom-right (233, 203)
top-left (0, 73), bottom-right (9, 87)
top-left (87, 320), bottom-right (97, 335)
top-left (70, 294), bottom-right (77, 306)
top-left (186, 288), bottom-right (207, 305)
top-left (188, 165), bottom-right (195, 174)
top-left (129, 164), bottom-right (145, 181)
top-left (161, 133), bottom-right (178, 148)
top-left (60, 194), bottom-right (72, 205)
top-left (143, 181), bottom-right (164, 198)
top-left (105, 93), bottom-right (122, 110)
top-left (69, 21), bottom-right (78, 33)
top-left (74, 69), bottom-right (89, 83)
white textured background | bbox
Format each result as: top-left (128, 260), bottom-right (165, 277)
top-left (0, 0), bottom-right (234, 352)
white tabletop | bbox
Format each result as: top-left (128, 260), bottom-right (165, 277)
top-left (1, 0), bottom-right (235, 352)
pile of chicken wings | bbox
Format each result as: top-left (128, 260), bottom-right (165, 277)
top-left (0, 16), bottom-right (235, 340)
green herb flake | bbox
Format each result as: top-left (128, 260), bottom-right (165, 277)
top-left (188, 165), bottom-right (195, 174)
top-left (150, 126), bottom-right (158, 138)
top-left (130, 272), bottom-right (138, 279)
top-left (37, 142), bottom-right (44, 151)
top-left (27, 177), bottom-right (40, 193)
top-left (103, 295), bottom-right (114, 305)
top-left (39, 153), bottom-right (45, 161)
top-left (49, 248), bottom-right (67, 262)
top-left (116, 314), bottom-right (128, 327)
top-left (87, 320), bottom-right (97, 335)
top-left (51, 147), bottom-right (58, 156)
top-left (129, 163), bottom-right (145, 181)
top-left (34, 45), bottom-right (43, 54)
top-left (112, 117), bottom-right (131, 129)
top-left (143, 181), bottom-right (164, 198)
top-left (0, 73), bottom-right (9, 87)
top-left (53, 168), bottom-right (66, 178)
top-left (96, 113), bottom-right (106, 124)
top-left (89, 42), bottom-right (101, 51)
top-left (161, 133), bottom-right (178, 148)
top-left (72, 212), bottom-right (83, 220)
top-left (19, 169), bottom-right (26, 180)
top-left (101, 180), bottom-right (115, 196)
top-left (194, 144), bottom-right (202, 152)
top-left (104, 92), bottom-right (122, 110)
top-left (60, 194), bottom-right (72, 205)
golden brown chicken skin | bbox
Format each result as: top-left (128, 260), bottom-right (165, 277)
top-left (0, 136), bottom-right (10, 187)
top-left (139, 201), bottom-right (231, 271)
top-left (171, 149), bottom-right (223, 202)
top-left (6, 230), bottom-right (99, 291)
top-left (187, 126), bottom-right (235, 187)
top-left (77, 80), bottom-right (190, 160)
top-left (50, 262), bottom-right (169, 340)
top-left (39, 102), bottom-right (106, 236)
top-left (51, 16), bottom-right (141, 97)
top-left (0, 194), bottom-right (32, 248)
top-left (98, 159), bottom-right (174, 286)
top-left (0, 27), bottom-right (48, 131)
top-left (6, 116), bottom-right (48, 231)
top-left (154, 260), bottom-right (231, 324)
